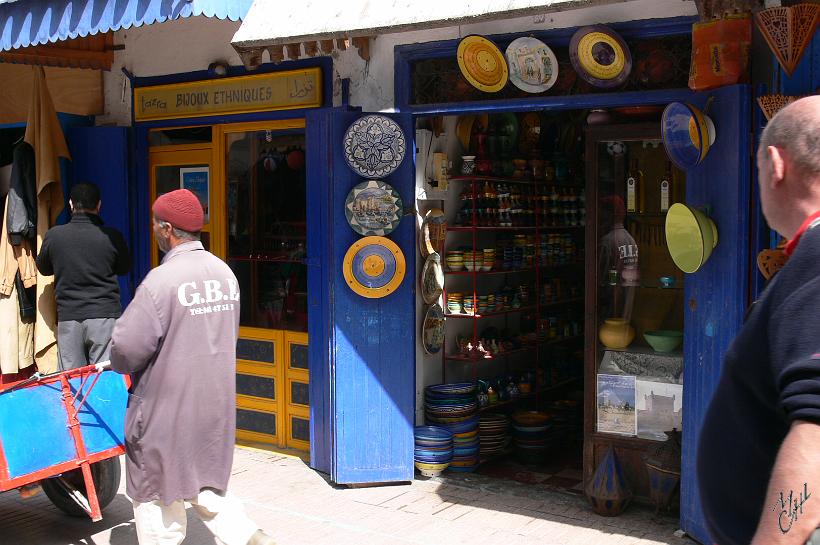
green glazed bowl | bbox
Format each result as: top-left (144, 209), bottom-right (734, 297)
top-left (643, 330), bottom-right (683, 353)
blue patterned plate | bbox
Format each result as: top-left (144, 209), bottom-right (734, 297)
top-left (343, 115), bottom-right (406, 178)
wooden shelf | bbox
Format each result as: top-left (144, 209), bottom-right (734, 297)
top-left (449, 175), bottom-right (585, 189)
top-left (445, 268), bottom-right (535, 276)
top-left (444, 346), bottom-right (533, 362)
top-left (444, 305), bottom-right (536, 319)
top-left (539, 297), bottom-right (584, 309)
top-left (449, 226), bottom-right (538, 232)
top-left (477, 377), bottom-right (581, 413)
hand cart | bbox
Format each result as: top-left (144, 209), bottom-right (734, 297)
top-left (0, 364), bottom-right (127, 521)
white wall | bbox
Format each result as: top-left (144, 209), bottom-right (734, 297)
top-left (98, 16), bottom-right (244, 125)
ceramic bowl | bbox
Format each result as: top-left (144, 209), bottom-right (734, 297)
top-left (415, 461), bottom-right (450, 477)
top-left (644, 330), bottom-right (683, 353)
top-left (659, 276), bottom-right (675, 288)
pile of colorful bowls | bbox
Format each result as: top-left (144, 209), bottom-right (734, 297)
top-left (425, 383), bottom-right (480, 472)
top-left (446, 292), bottom-right (464, 314)
top-left (463, 250), bottom-right (482, 272)
top-left (445, 251), bottom-right (465, 271)
top-left (482, 248), bottom-right (496, 271)
top-left (414, 426), bottom-right (453, 477)
top-left (512, 410), bottom-right (552, 465)
top-left (479, 413), bottom-right (510, 457)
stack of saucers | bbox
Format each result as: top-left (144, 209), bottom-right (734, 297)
top-left (425, 383), bottom-right (480, 472)
top-left (479, 413), bottom-right (510, 458)
top-left (512, 410), bottom-right (552, 465)
top-left (414, 426), bottom-right (453, 477)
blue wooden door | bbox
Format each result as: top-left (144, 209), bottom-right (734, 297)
top-left (306, 109), bottom-right (415, 483)
top-left (66, 126), bottom-right (133, 307)
top-left (680, 84), bottom-right (752, 544)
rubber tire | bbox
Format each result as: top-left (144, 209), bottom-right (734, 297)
top-left (41, 457), bottom-right (122, 517)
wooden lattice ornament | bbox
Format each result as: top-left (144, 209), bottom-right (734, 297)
top-left (757, 94), bottom-right (801, 120)
top-left (756, 238), bottom-right (788, 280)
top-left (755, 3), bottom-right (820, 77)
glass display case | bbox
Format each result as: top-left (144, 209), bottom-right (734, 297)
top-left (584, 122), bottom-right (686, 496)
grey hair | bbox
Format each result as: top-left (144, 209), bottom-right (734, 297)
top-left (156, 220), bottom-right (200, 241)
top-left (759, 97), bottom-right (820, 178)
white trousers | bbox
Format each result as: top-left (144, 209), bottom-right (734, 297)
top-left (132, 488), bottom-right (258, 545)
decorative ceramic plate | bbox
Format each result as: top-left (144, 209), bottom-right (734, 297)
top-left (505, 37), bottom-right (559, 93)
top-left (457, 35), bottom-right (509, 93)
top-left (569, 25), bottom-right (632, 88)
top-left (343, 236), bottom-right (406, 298)
top-left (419, 208), bottom-right (447, 259)
top-left (343, 115), bottom-right (406, 178)
top-left (421, 253), bottom-right (444, 304)
top-left (345, 180), bottom-right (403, 236)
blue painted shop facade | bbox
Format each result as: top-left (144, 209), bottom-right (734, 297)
top-left (2, 1), bottom-right (819, 542)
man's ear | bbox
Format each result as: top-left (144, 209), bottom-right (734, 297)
top-left (766, 145), bottom-right (787, 188)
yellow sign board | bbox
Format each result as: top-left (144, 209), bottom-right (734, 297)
top-left (134, 67), bottom-right (322, 121)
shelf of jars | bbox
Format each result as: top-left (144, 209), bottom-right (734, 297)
top-left (450, 177), bottom-right (586, 230)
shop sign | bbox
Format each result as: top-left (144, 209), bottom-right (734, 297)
top-left (134, 67), bottom-right (321, 121)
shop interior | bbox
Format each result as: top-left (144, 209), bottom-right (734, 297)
top-left (417, 106), bottom-right (686, 502)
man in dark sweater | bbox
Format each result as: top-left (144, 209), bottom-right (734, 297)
top-left (698, 96), bottom-right (820, 545)
top-left (36, 183), bottom-right (130, 370)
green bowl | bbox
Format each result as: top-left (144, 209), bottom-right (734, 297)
top-left (643, 330), bottom-right (683, 353)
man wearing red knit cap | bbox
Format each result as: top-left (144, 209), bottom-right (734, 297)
top-left (109, 189), bottom-right (275, 545)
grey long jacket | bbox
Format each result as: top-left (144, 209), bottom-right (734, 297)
top-left (6, 142), bottom-right (37, 245)
top-left (110, 241), bottom-right (240, 504)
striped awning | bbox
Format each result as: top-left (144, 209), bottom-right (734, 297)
top-left (0, 0), bottom-right (252, 52)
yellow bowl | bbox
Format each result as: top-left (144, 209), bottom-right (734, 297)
top-left (665, 203), bottom-right (718, 273)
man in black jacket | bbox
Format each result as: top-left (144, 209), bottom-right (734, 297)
top-left (36, 183), bottom-right (130, 370)
top-left (698, 96), bottom-right (820, 545)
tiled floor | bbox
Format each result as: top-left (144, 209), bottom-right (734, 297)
top-left (0, 447), bottom-right (694, 545)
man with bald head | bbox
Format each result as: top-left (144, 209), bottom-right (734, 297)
top-left (698, 96), bottom-right (820, 545)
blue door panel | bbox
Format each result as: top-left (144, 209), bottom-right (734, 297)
top-left (67, 126), bottom-right (132, 307)
top-left (680, 84), bottom-right (752, 544)
top-left (307, 109), bottom-right (415, 483)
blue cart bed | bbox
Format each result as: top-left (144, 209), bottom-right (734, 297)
top-left (0, 367), bottom-right (127, 520)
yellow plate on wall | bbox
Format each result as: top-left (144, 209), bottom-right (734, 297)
top-left (343, 236), bottom-right (406, 298)
top-left (457, 35), bottom-right (509, 93)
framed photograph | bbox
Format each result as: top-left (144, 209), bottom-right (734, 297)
top-left (179, 167), bottom-right (209, 224)
top-left (636, 380), bottom-right (683, 440)
top-left (596, 373), bottom-right (637, 436)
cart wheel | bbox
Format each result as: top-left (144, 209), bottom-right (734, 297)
top-left (41, 457), bottom-right (121, 517)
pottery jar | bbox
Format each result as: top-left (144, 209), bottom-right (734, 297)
top-left (461, 155), bottom-right (476, 175)
top-left (599, 318), bottom-right (636, 349)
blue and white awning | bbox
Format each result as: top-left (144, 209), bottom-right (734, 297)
top-left (0, 0), bottom-right (252, 52)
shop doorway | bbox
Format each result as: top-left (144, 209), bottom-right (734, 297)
top-left (148, 121), bottom-right (310, 453)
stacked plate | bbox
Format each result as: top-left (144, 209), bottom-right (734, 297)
top-left (425, 383), bottom-right (480, 472)
top-left (479, 413), bottom-right (510, 457)
top-left (512, 411), bottom-right (552, 465)
top-left (414, 426), bottom-right (453, 477)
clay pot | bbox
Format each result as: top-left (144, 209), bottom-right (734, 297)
top-left (475, 159), bottom-right (493, 175)
top-left (599, 318), bottom-right (635, 349)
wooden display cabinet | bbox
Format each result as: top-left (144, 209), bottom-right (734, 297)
top-left (583, 123), bottom-right (686, 501)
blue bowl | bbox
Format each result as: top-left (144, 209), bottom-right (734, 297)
top-left (662, 102), bottom-right (711, 170)
top-left (414, 426), bottom-right (453, 441)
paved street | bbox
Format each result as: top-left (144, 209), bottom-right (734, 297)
top-left (1, 447), bottom-right (694, 545)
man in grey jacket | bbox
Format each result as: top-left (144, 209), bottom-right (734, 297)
top-left (109, 189), bottom-right (275, 545)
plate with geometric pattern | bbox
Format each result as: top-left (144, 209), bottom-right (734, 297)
top-left (343, 115), bottom-right (406, 178)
